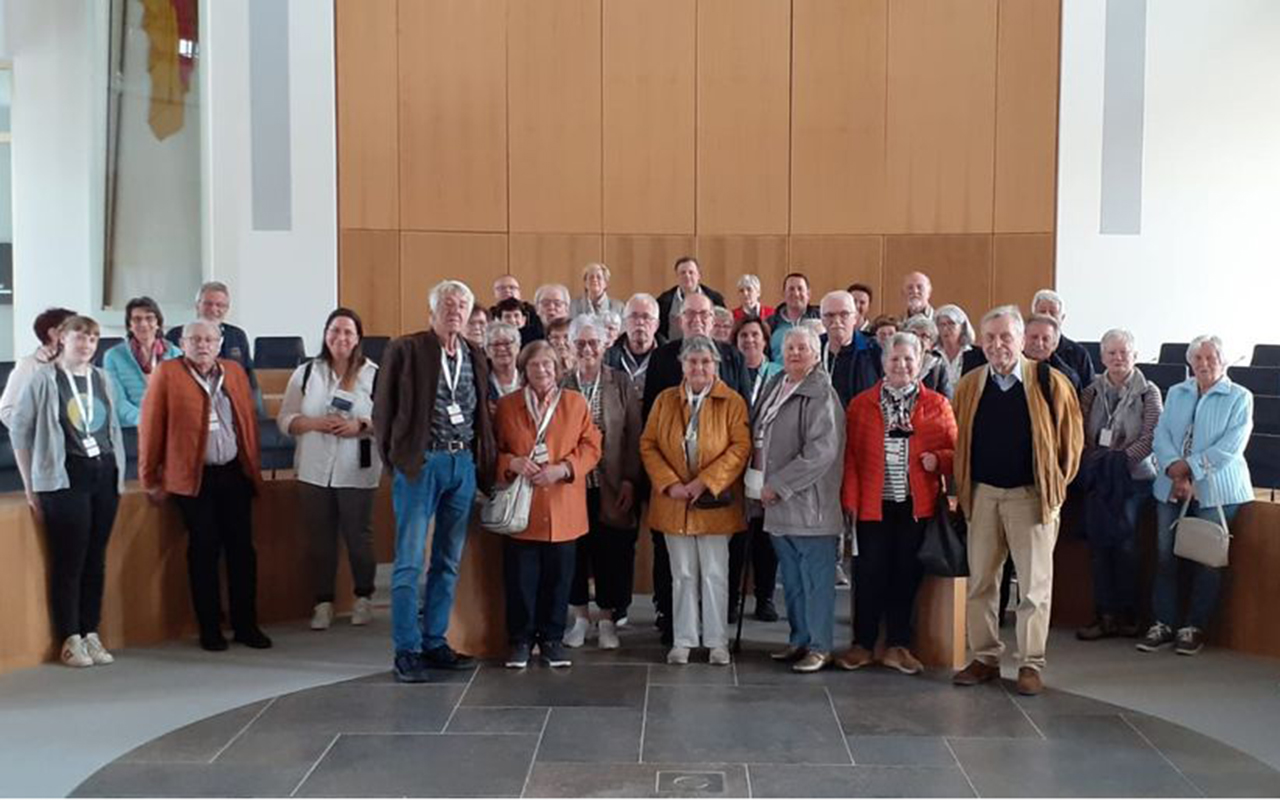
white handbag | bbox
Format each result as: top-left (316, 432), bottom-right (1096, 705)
top-left (1172, 498), bottom-right (1231, 568)
top-left (479, 392), bottom-right (560, 536)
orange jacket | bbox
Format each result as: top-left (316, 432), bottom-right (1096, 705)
top-left (494, 390), bottom-right (602, 544)
top-left (139, 359), bottom-right (262, 497)
top-left (841, 381), bottom-right (957, 522)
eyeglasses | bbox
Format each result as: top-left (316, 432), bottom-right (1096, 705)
top-left (573, 340), bottom-right (602, 352)
top-left (489, 340), bottom-right (517, 350)
top-left (683, 311), bottom-right (713, 321)
top-left (626, 313), bottom-right (656, 323)
top-left (821, 311), bottom-right (853, 322)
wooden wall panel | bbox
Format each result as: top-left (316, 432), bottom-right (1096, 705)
top-left (696, 0), bottom-right (791, 235)
top-left (339, 230), bottom-right (401, 336)
top-left (885, 0), bottom-right (998, 233)
top-left (508, 234), bottom-right (604, 296)
top-left (994, 0), bottom-right (1060, 233)
top-left (399, 0), bottom-right (508, 232)
top-left (884, 235), bottom-right (993, 323)
top-left (508, 0), bottom-right (603, 233)
top-left (604, 235), bottom-right (697, 301)
top-left (401, 233), bottom-right (509, 332)
top-left (602, 0), bottom-right (696, 235)
top-left (791, 0), bottom-right (888, 234)
top-left (696, 236), bottom-right (790, 304)
top-left (335, 0), bottom-right (399, 229)
top-left (991, 233), bottom-right (1054, 316)
top-left (789, 236), bottom-right (885, 315)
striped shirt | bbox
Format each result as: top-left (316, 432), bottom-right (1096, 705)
top-left (882, 434), bottom-right (910, 502)
top-left (430, 345), bottom-right (477, 445)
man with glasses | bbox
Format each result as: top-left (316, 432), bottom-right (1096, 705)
top-left (491, 274), bottom-right (540, 343)
top-left (820, 290), bottom-right (883, 410)
top-left (165, 281), bottom-right (260, 408)
top-left (534, 284), bottom-right (572, 337)
top-left (605, 293), bottom-right (664, 396)
top-left (655, 257), bottom-right (727, 343)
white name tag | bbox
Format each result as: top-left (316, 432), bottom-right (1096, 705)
top-left (744, 468), bottom-right (764, 500)
top-left (533, 442), bottom-right (550, 465)
top-left (83, 437), bottom-right (100, 458)
top-left (447, 402), bottom-right (465, 425)
top-left (1099, 427), bottom-right (1114, 447)
top-left (208, 410), bottom-right (221, 432)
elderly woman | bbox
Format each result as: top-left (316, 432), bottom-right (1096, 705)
top-left (12, 316), bottom-right (127, 668)
top-left (1138, 335), bottom-right (1253, 657)
top-left (570, 262), bottom-right (624, 318)
top-left (733, 274), bottom-right (774, 323)
top-left (561, 315), bottom-right (642, 650)
top-left (839, 332), bottom-right (957, 674)
top-left (1075, 329), bottom-right (1162, 641)
top-left (904, 315), bottom-right (951, 399)
top-left (599, 309), bottom-right (623, 348)
top-left (750, 327), bottom-right (846, 672)
top-left (935, 304), bottom-right (975, 391)
top-left (278, 308), bottom-right (382, 631)
top-left (485, 320), bottom-right (522, 402)
top-left (495, 340), bottom-right (602, 669)
top-left (465, 306), bottom-right (489, 346)
top-left (546, 317), bottom-right (576, 373)
top-left (641, 335), bottom-right (750, 666)
top-left (869, 314), bottom-right (900, 350)
top-left (102, 296), bottom-right (182, 427)
top-left (712, 307), bottom-right (735, 344)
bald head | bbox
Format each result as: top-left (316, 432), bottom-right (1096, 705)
top-left (903, 271), bottom-right (933, 316)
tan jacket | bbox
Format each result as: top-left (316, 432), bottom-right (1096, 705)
top-left (641, 379), bottom-right (750, 535)
top-left (953, 357), bottom-right (1084, 525)
top-left (563, 367), bottom-right (642, 529)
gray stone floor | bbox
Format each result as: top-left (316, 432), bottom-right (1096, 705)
top-left (69, 612), bottom-right (1280, 798)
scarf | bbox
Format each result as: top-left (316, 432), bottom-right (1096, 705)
top-left (130, 337), bottom-right (167, 375)
top-left (879, 381), bottom-right (919, 433)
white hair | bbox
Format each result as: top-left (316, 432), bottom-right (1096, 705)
top-left (1032, 289), bottom-right (1065, 316)
top-left (820, 290), bottom-right (855, 311)
top-left (1101, 328), bottom-right (1137, 354)
top-left (934, 304), bottom-right (975, 347)
top-left (182, 318), bottom-right (222, 340)
top-left (484, 320), bottom-right (520, 350)
top-left (599, 309), bottom-right (622, 328)
top-left (980, 305), bottom-right (1025, 335)
top-left (581, 262), bottom-right (611, 282)
top-left (737, 274), bottom-right (761, 292)
top-left (429, 280), bottom-right (475, 317)
top-left (534, 283), bottom-right (571, 305)
top-left (625, 292), bottom-right (658, 317)
top-left (783, 324), bottom-right (822, 356)
top-left (679, 335), bottom-right (721, 364)
top-left (568, 313), bottom-right (606, 342)
top-left (713, 306), bottom-right (733, 324)
top-left (882, 331), bottom-right (923, 365)
top-left (195, 281), bottom-right (230, 303)
top-left (904, 314), bottom-right (938, 341)
top-left (1025, 313), bottom-right (1061, 336)
top-left (1187, 334), bottom-right (1226, 365)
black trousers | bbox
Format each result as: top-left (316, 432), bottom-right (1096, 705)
top-left (38, 456), bottom-right (120, 640)
top-left (297, 483), bottom-right (377, 602)
top-left (503, 538), bottom-right (577, 645)
top-left (853, 500), bottom-right (925, 649)
top-left (569, 488), bottom-right (638, 617)
top-left (173, 463), bottom-right (259, 637)
top-left (729, 517), bottom-right (778, 609)
top-left (651, 529), bottom-right (672, 630)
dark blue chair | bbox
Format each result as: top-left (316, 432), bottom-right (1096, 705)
top-left (1078, 341), bottom-right (1102, 374)
top-left (1138, 363), bottom-right (1188, 399)
top-left (1158, 343), bottom-right (1189, 365)
top-left (94, 337), bottom-right (125, 367)
top-left (362, 336), bottom-right (390, 366)
top-left (1228, 366), bottom-right (1280, 397)
top-left (256, 416), bottom-right (296, 471)
top-left (1245, 433), bottom-right (1280, 495)
top-left (1251, 344), bottom-right (1280, 367)
top-left (253, 336), bottom-right (307, 369)
top-left (0, 361), bottom-right (15, 393)
top-left (1254, 395), bottom-right (1280, 436)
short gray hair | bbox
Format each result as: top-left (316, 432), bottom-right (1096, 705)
top-left (1187, 334), bottom-right (1226, 365)
top-left (679, 334), bottom-right (721, 364)
top-left (980, 305), bottom-right (1025, 335)
top-left (1025, 314), bottom-right (1061, 336)
top-left (484, 320), bottom-right (520, 350)
top-left (783, 324), bottom-right (822, 356)
top-left (713, 306), bottom-right (733, 324)
top-left (820, 290), bottom-right (855, 311)
top-left (182, 318), bottom-right (222, 340)
top-left (625, 293), bottom-right (658, 318)
top-left (195, 281), bottom-right (230, 303)
top-left (903, 315), bottom-right (938, 342)
top-left (534, 283), bottom-right (571, 305)
top-left (1100, 328), bottom-right (1137, 354)
top-left (568, 313), bottom-right (606, 342)
top-left (737, 274), bottom-right (761, 292)
top-left (934, 304), bottom-right (975, 347)
top-left (1032, 289), bottom-right (1065, 316)
top-left (429, 280), bottom-right (475, 317)
top-left (582, 262), bottom-right (611, 282)
top-left (599, 309), bottom-right (622, 329)
top-left (882, 331), bottom-right (923, 365)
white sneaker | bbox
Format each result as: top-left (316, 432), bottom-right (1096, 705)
top-left (351, 597), bottom-right (373, 626)
top-left (564, 613), bottom-right (590, 648)
top-left (310, 602), bottom-right (334, 631)
top-left (61, 635), bottom-right (92, 668)
top-left (597, 619), bottom-right (620, 649)
top-left (667, 646), bottom-right (690, 665)
top-left (835, 562), bottom-right (851, 588)
top-left (709, 646), bottom-right (732, 666)
top-left (83, 633), bottom-right (114, 665)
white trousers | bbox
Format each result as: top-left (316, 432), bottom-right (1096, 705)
top-left (664, 534), bottom-right (730, 649)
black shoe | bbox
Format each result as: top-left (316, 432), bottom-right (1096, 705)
top-left (200, 630), bottom-right (228, 651)
top-left (422, 644), bottom-right (475, 670)
top-left (394, 650), bottom-right (431, 683)
top-left (1175, 626), bottom-right (1205, 656)
top-left (505, 642), bottom-right (532, 669)
top-left (654, 612), bottom-right (669, 631)
top-left (540, 640), bottom-right (572, 668)
top-left (754, 597), bottom-right (779, 622)
top-left (1076, 615), bottom-right (1118, 641)
top-left (1136, 622), bottom-right (1175, 652)
top-left (1116, 615), bottom-right (1143, 638)
top-left (233, 627), bottom-right (273, 649)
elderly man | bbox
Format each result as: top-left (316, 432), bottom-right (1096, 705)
top-left (951, 306), bottom-right (1082, 696)
top-left (534, 284), bottom-right (572, 333)
top-left (766, 273), bottom-right (821, 361)
top-left (140, 319), bottom-right (268, 651)
top-left (373, 280), bottom-right (497, 683)
top-left (656, 257), bottom-right (727, 342)
top-left (605, 293), bottom-right (664, 396)
top-left (165, 281), bottom-right (259, 402)
top-left (820, 290), bottom-right (883, 410)
top-left (901, 271), bottom-right (935, 321)
top-left (1024, 314), bottom-right (1083, 394)
top-left (1031, 289), bottom-right (1096, 387)
top-left (570, 262), bottom-right (624, 318)
top-left (491, 275), bottom-right (540, 343)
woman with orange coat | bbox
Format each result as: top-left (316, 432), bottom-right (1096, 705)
top-left (494, 340), bottom-right (602, 670)
top-left (838, 332), bottom-right (957, 675)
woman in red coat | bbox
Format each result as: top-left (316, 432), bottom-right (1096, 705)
top-left (837, 332), bottom-right (956, 675)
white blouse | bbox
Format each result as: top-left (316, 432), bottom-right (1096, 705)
top-left (277, 358), bottom-right (383, 489)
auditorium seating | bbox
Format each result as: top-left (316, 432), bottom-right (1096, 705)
top-left (1158, 342), bottom-right (1189, 364)
top-left (1228, 366), bottom-right (1280, 397)
top-left (362, 336), bottom-right (390, 365)
top-left (1246, 433), bottom-right (1280, 497)
top-left (0, 361), bottom-right (14, 394)
top-left (1138, 362), bottom-right (1188, 398)
top-left (1253, 395), bottom-right (1280, 435)
top-left (1252, 344), bottom-right (1280, 367)
top-left (93, 336), bottom-right (125, 366)
top-left (253, 336), bottom-right (307, 369)
top-left (1078, 340), bottom-right (1102, 373)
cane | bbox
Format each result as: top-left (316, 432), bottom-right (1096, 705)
top-left (732, 520), bottom-right (756, 653)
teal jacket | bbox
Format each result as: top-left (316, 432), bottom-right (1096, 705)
top-left (102, 340), bottom-right (183, 427)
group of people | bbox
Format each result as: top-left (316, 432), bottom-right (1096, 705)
top-left (5, 260), bottom-right (1255, 699)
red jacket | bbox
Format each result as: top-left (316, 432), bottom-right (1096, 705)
top-left (841, 381), bottom-right (957, 522)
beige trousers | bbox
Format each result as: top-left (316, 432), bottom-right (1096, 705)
top-left (665, 534), bottom-right (730, 649)
top-left (965, 483), bottom-right (1060, 671)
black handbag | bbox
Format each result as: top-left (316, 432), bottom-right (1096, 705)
top-left (918, 485), bottom-right (968, 577)
top-left (691, 487), bottom-right (734, 510)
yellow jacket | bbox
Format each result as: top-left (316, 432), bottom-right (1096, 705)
top-left (953, 357), bottom-right (1084, 525)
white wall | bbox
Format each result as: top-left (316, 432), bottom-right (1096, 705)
top-left (1058, 0), bottom-right (1280, 363)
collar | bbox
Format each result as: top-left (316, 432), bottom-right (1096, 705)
top-left (988, 361), bottom-right (1024, 390)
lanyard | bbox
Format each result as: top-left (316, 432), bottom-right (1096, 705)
top-left (577, 369), bottom-right (602, 404)
top-left (823, 342), bottom-right (836, 373)
top-left (758, 376), bottom-right (801, 437)
top-left (748, 368), bottom-right (766, 408)
top-left (620, 348), bottom-right (650, 382)
top-left (60, 366), bottom-right (94, 434)
top-left (523, 387), bottom-right (561, 443)
top-left (684, 382), bottom-right (712, 441)
top-left (442, 346), bottom-right (464, 399)
top-left (186, 362), bottom-right (224, 399)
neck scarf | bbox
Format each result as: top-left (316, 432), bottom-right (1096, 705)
top-left (879, 381), bottom-right (919, 433)
top-left (131, 337), bottom-right (167, 375)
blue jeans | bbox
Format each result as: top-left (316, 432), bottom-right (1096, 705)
top-left (1153, 498), bottom-right (1242, 630)
top-left (391, 452), bottom-right (477, 653)
top-left (1089, 481), bottom-right (1151, 617)
top-left (771, 534), bottom-right (838, 654)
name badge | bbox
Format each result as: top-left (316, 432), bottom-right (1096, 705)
top-left (83, 437), bottom-right (100, 458)
top-left (330, 389), bottom-right (356, 415)
top-left (744, 467), bottom-right (764, 500)
top-left (208, 409), bottom-right (221, 432)
top-left (1099, 427), bottom-right (1114, 447)
top-left (446, 402), bottom-right (465, 425)
top-left (533, 442), bottom-right (550, 465)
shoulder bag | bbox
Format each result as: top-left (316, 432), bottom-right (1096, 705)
top-left (1172, 498), bottom-right (1231, 568)
top-left (918, 483), bottom-right (969, 577)
top-left (480, 393), bottom-right (560, 535)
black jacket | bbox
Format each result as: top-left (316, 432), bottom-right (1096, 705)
top-left (824, 331), bottom-right (883, 411)
top-left (655, 285), bottom-right (727, 341)
top-left (641, 338), bottom-right (747, 422)
top-left (1056, 334), bottom-right (1097, 389)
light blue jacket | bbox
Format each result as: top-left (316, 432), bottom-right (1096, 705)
top-left (1152, 377), bottom-right (1253, 507)
top-left (102, 340), bottom-right (183, 427)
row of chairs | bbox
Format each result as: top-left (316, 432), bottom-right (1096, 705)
top-left (75, 335), bottom-right (394, 370)
top-left (1079, 341), bottom-right (1280, 372)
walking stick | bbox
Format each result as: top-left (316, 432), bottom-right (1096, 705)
top-left (732, 521), bottom-right (755, 653)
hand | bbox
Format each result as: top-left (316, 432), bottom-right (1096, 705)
top-left (330, 418), bottom-right (363, 438)
top-left (684, 478), bottom-right (707, 503)
top-left (530, 464), bottom-right (567, 487)
top-left (1170, 476), bottom-right (1194, 502)
top-left (509, 457), bottom-right (542, 478)
top-left (616, 481), bottom-right (635, 514)
top-left (666, 483), bottom-right (690, 500)
top-left (25, 491), bottom-right (43, 524)
top-left (920, 452), bottom-right (939, 473)
top-left (146, 486), bottom-right (168, 505)
top-left (761, 485), bottom-right (780, 506)
top-left (1166, 459), bottom-right (1192, 481)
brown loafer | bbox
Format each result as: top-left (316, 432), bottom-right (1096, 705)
top-left (834, 645), bottom-right (875, 671)
top-left (770, 645), bottom-right (808, 663)
top-left (882, 646), bottom-right (923, 675)
top-left (1016, 666), bottom-right (1043, 696)
top-left (952, 659), bottom-right (1000, 686)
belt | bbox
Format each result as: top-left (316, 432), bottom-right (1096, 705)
top-left (428, 440), bottom-right (470, 453)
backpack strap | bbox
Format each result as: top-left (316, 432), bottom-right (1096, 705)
top-left (300, 358), bottom-right (315, 397)
top-left (1037, 359), bottom-right (1057, 428)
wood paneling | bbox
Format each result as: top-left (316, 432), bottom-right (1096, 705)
top-left (994, 0), bottom-right (1060, 233)
top-left (508, 0), bottom-right (603, 233)
top-left (400, 232), bottom-right (509, 332)
top-left (884, 234), bottom-right (993, 322)
top-left (508, 234), bottom-right (604, 295)
top-left (335, 0), bottom-right (399, 229)
top-left (602, 0), bottom-right (696, 235)
top-left (791, 0), bottom-right (888, 234)
top-left (885, 0), bottom-right (998, 233)
top-left (992, 233), bottom-right (1054, 315)
top-left (695, 236), bottom-right (790, 303)
top-left (604, 235), bottom-right (697, 301)
top-left (788, 236), bottom-right (885, 315)
top-left (399, 0), bottom-right (508, 232)
top-left (696, 0), bottom-right (791, 234)
top-left (339, 229), bottom-right (401, 336)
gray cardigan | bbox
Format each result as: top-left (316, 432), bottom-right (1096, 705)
top-left (750, 367), bottom-right (846, 537)
top-left (9, 365), bottom-right (128, 493)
